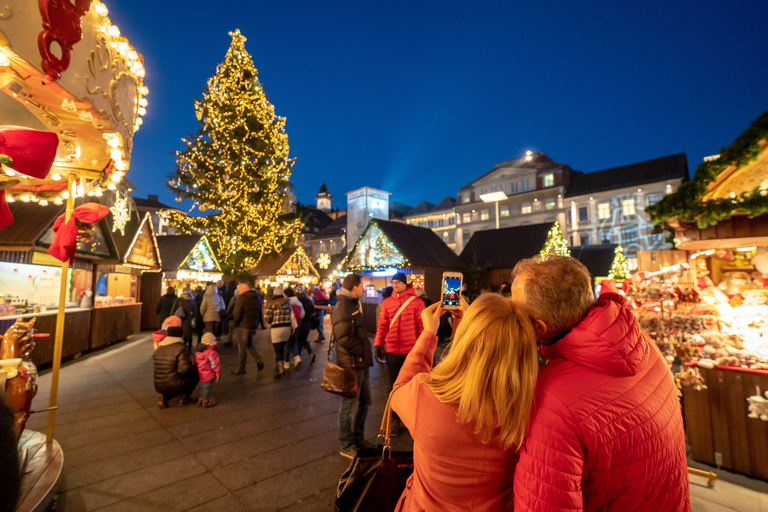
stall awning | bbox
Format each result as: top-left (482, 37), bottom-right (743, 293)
top-left (250, 246), bottom-right (319, 281)
top-left (157, 234), bottom-right (221, 275)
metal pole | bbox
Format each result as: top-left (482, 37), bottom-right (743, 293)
top-left (46, 174), bottom-right (75, 444)
top-left (495, 201), bottom-right (500, 230)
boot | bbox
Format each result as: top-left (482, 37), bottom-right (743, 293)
top-left (203, 397), bottom-right (216, 408)
top-left (274, 363), bottom-right (284, 378)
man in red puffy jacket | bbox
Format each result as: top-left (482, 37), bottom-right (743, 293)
top-left (374, 272), bottom-right (425, 436)
top-left (511, 256), bottom-right (690, 512)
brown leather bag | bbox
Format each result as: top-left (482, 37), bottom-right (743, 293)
top-left (320, 334), bottom-right (358, 398)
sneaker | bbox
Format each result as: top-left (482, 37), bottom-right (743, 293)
top-left (274, 364), bottom-right (284, 377)
top-left (294, 355), bottom-right (302, 368)
top-left (340, 446), bottom-right (358, 460)
top-left (283, 361), bottom-right (290, 370)
top-left (257, 360), bottom-right (265, 371)
top-left (310, 353), bottom-right (316, 365)
top-left (203, 397), bottom-right (216, 408)
top-left (197, 398), bottom-right (204, 407)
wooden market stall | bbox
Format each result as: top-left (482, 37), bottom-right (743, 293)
top-left (142, 234), bottom-right (222, 330)
top-left (343, 219), bottom-right (466, 332)
top-left (644, 112), bottom-right (768, 480)
top-left (250, 246), bottom-right (320, 290)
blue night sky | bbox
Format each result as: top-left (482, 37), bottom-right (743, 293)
top-left (109, 0), bottom-right (768, 211)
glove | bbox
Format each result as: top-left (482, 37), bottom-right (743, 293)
top-left (375, 346), bottom-right (386, 363)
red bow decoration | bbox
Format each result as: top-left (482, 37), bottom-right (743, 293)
top-left (47, 203), bottom-right (110, 264)
top-left (0, 126), bottom-right (59, 231)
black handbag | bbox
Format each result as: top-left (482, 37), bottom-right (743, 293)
top-left (320, 335), bottom-right (358, 398)
top-left (335, 385), bottom-right (414, 512)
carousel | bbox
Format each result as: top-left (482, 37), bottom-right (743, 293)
top-left (0, 2), bottom-right (148, 509)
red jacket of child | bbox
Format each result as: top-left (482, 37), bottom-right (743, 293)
top-left (195, 345), bottom-right (222, 383)
top-left (374, 284), bottom-right (425, 354)
top-left (513, 293), bottom-right (690, 512)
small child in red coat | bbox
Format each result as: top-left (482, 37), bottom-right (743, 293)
top-left (195, 332), bottom-right (221, 407)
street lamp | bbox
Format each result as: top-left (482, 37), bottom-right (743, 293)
top-left (479, 191), bottom-right (508, 229)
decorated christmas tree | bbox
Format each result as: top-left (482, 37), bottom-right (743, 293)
top-left (539, 221), bottom-right (571, 257)
top-left (166, 30), bottom-right (302, 272)
top-left (607, 245), bottom-right (631, 281)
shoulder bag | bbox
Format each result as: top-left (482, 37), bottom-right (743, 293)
top-left (320, 333), bottom-right (358, 398)
top-left (335, 384), bottom-right (414, 511)
top-left (389, 296), bottom-right (416, 329)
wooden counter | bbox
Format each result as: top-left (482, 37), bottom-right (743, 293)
top-left (0, 309), bottom-right (91, 367)
top-left (89, 303), bottom-right (142, 349)
top-left (683, 366), bottom-right (768, 480)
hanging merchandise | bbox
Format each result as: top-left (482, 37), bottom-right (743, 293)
top-left (95, 272), bottom-right (108, 296)
top-left (747, 387), bottom-right (768, 422)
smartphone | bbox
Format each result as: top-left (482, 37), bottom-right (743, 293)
top-left (441, 271), bottom-right (463, 309)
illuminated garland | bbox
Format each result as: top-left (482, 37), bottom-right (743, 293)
top-left (164, 29), bottom-right (302, 273)
top-left (343, 220), bottom-right (409, 271)
top-left (540, 221), bottom-right (571, 257)
top-left (607, 245), bottom-right (630, 281)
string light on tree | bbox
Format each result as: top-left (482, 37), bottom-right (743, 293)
top-left (164, 29), bottom-right (302, 272)
top-left (607, 245), bottom-right (631, 281)
top-left (540, 221), bottom-right (571, 257)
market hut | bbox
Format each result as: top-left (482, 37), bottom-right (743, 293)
top-left (250, 245), bottom-right (320, 290)
top-left (646, 112), bottom-right (768, 480)
top-left (343, 219), bottom-right (466, 330)
top-left (143, 234), bottom-right (222, 330)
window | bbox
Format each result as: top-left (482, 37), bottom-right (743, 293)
top-left (480, 209), bottom-right (490, 221)
top-left (500, 206), bottom-right (509, 217)
top-left (567, 211), bottom-right (572, 224)
top-left (646, 194), bottom-right (661, 206)
top-left (448, 216), bottom-right (455, 225)
top-left (579, 206), bottom-right (589, 221)
top-left (601, 234), bottom-right (611, 244)
top-left (463, 230), bottom-right (471, 244)
top-left (580, 233), bottom-right (590, 245)
top-left (622, 198), bottom-right (635, 216)
top-left (501, 184), bottom-right (506, 193)
top-left (521, 179), bottom-right (529, 191)
top-left (510, 181), bottom-right (518, 193)
top-left (542, 173), bottom-right (554, 187)
top-left (463, 193), bottom-right (470, 204)
top-left (623, 228), bottom-right (637, 243)
top-left (521, 203), bottom-right (532, 214)
top-left (462, 212), bottom-right (470, 223)
top-left (598, 202), bottom-right (610, 219)
top-left (545, 199), bottom-right (556, 210)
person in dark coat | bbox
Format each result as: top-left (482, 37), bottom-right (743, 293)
top-left (155, 287), bottom-right (177, 329)
top-left (171, 289), bottom-right (197, 348)
top-left (296, 290), bottom-right (316, 364)
top-left (331, 274), bottom-right (373, 459)
top-left (231, 282), bottom-right (264, 374)
top-left (0, 399), bottom-right (20, 511)
top-left (194, 285), bottom-right (205, 343)
top-left (153, 326), bottom-right (199, 407)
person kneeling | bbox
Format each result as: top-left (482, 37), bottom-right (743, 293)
top-left (154, 325), bottom-right (199, 408)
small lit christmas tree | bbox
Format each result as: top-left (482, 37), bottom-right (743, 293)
top-left (166, 30), bottom-right (302, 272)
top-left (540, 221), bottom-right (571, 257)
top-left (607, 245), bottom-right (630, 281)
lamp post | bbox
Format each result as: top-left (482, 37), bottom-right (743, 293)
top-left (479, 191), bottom-right (508, 230)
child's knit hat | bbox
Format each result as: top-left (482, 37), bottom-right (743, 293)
top-left (200, 332), bottom-right (217, 346)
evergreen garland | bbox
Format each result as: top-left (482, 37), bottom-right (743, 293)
top-left (646, 111), bottom-right (768, 229)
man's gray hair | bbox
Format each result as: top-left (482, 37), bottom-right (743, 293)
top-left (512, 255), bottom-right (595, 335)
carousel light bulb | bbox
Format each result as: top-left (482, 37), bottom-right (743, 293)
top-left (107, 183), bottom-right (116, 191)
top-left (137, 107), bottom-right (146, 116)
top-left (39, 199), bottom-right (48, 206)
top-left (111, 173), bottom-right (122, 183)
top-left (77, 183), bottom-right (85, 197)
top-left (115, 160), bottom-right (127, 171)
top-left (136, 118), bottom-right (143, 126)
top-left (135, 67), bottom-right (145, 77)
top-left (139, 98), bottom-right (148, 107)
top-left (0, 52), bottom-right (9, 67)
top-left (110, 149), bottom-right (122, 160)
top-left (87, 190), bottom-right (95, 197)
top-left (30, 196), bottom-right (39, 202)
top-left (53, 197), bottom-right (62, 205)
top-left (108, 25), bottom-right (120, 38)
top-left (95, 188), bottom-right (103, 197)
top-left (50, 173), bottom-right (61, 181)
top-left (139, 86), bottom-right (148, 95)
top-left (62, 191), bottom-right (70, 199)
top-left (95, 2), bottom-right (108, 16)
top-left (118, 42), bottom-right (129, 53)
top-left (20, 195), bottom-right (30, 202)
top-left (128, 50), bottom-right (138, 61)
top-left (107, 137), bottom-right (119, 148)
top-left (5, 195), bottom-right (14, 203)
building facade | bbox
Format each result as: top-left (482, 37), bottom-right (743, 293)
top-left (403, 197), bottom-right (458, 251)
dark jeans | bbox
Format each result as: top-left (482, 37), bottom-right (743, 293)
top-left (316, 310), bottom-right (325, 339)
top-left (338, 367), bottom-right (371, 450)
top-left (200, 380), bottom-right (213, 400)
top-left (160, 372), bottom-right (199, 404)
top-left (272, 342), bottom-right (286, 364)
top-left (386, 352), bottom-right (408, 428)
top-left (296, 324), bottom-right (313, 356)
top-left (235, 328), bottom-right (262, 373)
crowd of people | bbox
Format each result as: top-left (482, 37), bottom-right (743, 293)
top-left (331, 257), bottom-right (690, 511)
top-left (152, 280), bottom-right (335, 407)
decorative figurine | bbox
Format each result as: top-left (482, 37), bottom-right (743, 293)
top-left (0, 318), bottom-right (39, 438)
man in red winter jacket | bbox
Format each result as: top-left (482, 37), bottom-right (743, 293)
top-left (511, 256), bottom-right (690, 512)
top-left (374, 272), bottom-right (425, 436)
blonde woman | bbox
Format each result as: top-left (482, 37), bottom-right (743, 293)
top-left (391, 293), bottom-right (538, 512)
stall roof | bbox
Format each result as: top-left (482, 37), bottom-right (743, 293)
top-left (317, 253), bottom-right (346, 279)
top-left (461, 222), bottom-right (554, 269)
top-left (250, 246), bottom-right (320, 278)
top-left (157, 234), bottom-right (203, 271)
top-left (0, 202), bottom-right (63, 249)
top-left (570, 244), bottom-right (618, 278)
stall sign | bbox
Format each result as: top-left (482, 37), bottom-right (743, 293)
top-left (176, 270), bottom-right (223, 281)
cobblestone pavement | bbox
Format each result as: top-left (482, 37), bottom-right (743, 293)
top-left (25, 322), bottom-right (768, 511)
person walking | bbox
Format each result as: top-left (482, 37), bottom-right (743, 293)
top-left (264, 286), bottom-right (293, 378)
top-left (373, 272), bottom-right (425, 436)
top-left (195, 332), bottom-right (221, 407)
top-left (171, 288), bottom-right (197, 348)
top-left (194, 285), bottom-right (205, 343)
top-left (296, 289), bottom-right (316, 364)
top-left (154, 325), bottom-right (199, 408)
top-left (510, 256), bottom-right (690, 511)
top-left (200, 283), bottom-right (225, 337)
top-left (223, 285), bottom-right (240, 348)
top-left (310, 284), bottom-right (328, 342)
top-left (391, 294), bottom-right (538, 511)
top-left (155, 287), bottom-right (177, 330)
top-left (283, 287), bottom-right (305, 368)
top-left (332, 274), bottom-right (373, 459)
top-left (231, 282), bottom-right (264, 375)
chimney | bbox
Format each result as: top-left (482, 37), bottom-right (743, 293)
top-left (148, 194), bottom-right (159, 202)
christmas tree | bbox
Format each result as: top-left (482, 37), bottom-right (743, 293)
top-left (539, 221), bottom-right (571, 257)
top-left (607, 245), bottom-right (630, 280)
top-left (166, 30), bottom-right (302, 272)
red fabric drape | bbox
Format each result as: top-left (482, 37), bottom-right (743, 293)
top-left (0, 126), bottom-right (59, 230)
top-left (47, 203), bottom-right (110, 264)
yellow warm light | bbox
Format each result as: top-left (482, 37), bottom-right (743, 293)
top-left (107, 183), bottom-right (116, 190)
top-left (108, 25), bottom-right (120, 38)
top-left (479, 191), bottom-right (508, 203)
top-left (6, 195), bottom-right (15, 203)
top-left (94, 2), bottom-right (108, 16)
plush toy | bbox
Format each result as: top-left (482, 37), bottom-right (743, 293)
top-left (747, 386), bottom-right (768, 422)
top-left (718, 271), bottom-right (754, 297)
